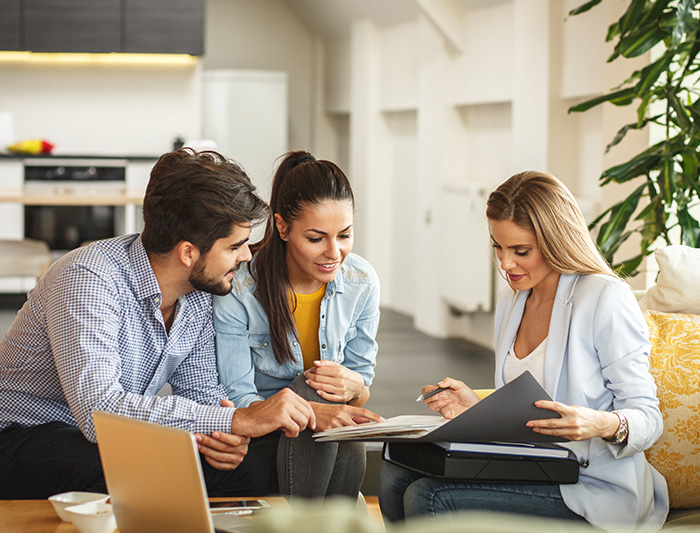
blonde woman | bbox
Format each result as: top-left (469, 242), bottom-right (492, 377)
top-left (379, 171), bottom-right (669, 531)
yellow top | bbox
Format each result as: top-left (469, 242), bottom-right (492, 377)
top-left (292, 284), bottom-right (326, 370)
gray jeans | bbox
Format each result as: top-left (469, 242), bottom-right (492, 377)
top-left (250, 375), bottom-right (366, 500)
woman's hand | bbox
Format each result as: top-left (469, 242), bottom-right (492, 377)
top-left (527, 400), bottom-right (622, 441)
top-left (311, 402), bottom-right (385, 432)
top-left (305, 360), bottom-right (368, 405)
top-left (422, 377), bottom-right (481, 419)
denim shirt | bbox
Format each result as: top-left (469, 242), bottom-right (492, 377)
top-left (213, 253), bottom-right (380, 408)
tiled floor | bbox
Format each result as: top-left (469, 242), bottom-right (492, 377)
top-left (365, 308), bottom-right (494, 419)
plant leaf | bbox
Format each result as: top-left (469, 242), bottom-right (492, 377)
top-left (619, 0), bottom-right (651, 37)
top-left (678, 207), bottom-right (700, 247)
top-left (660, 155), bottom-right (676, 204)
top-left (639, 0), bottom-right (673, 28)
top-left (679, 151), bottom-right (700, 196)
top-left (568, 0), bottom-right (603, 17)
top-left (606, 21), bottom-right (621, 43)
top-left (613, 254), bottom-right (645, 277)
top-left (673, 0), bottom-right (696, 47)
top-left (568, 88), bottom-right (636, 113)
top-left (619, 23), bottom-right (669, 58)
top-left (600, 152), bottom-right (660, 185)
top-left (605, 115), bottom-right (661, 153)
top-left (678, 38), bottom-right (700, 78)
top-left (668, 91), bottom-right (692, 131)
top-left (636, 51), bottom-right (674, 96)
top-left (596, 184), bottom-right (645, 254)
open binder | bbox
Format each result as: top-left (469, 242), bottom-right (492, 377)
top-left (314, 371), bottom-right (583, 484)
top-left (383, 441), bottom-right (580, 484)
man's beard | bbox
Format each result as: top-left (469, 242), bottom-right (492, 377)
top-left (189, 259), bottom-right (237, 296)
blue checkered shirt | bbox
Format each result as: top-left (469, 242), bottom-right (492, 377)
top-left (0, 234), bottom-right (235, 442)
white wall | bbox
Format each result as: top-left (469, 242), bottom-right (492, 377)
top-left (0, 60), bottom-right (201, 156)
top-left (203, 0), bottom-right (315, 153)
top-left (321, 0), bottom-right (650, 348)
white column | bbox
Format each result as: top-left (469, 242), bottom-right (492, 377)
top-left (348, 20), bottom-right (394, 305)
top-left (412, 14), bottom-right (453, 337)
top-left (511, 0), bottom-right (553, 171)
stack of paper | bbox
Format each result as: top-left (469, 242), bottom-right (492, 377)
top-left (436, 441), bottom-right (571, 458)
top-left (313, 415), bottom-right (447, 442)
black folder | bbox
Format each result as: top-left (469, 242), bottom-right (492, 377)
top-left (383, 441), bottom-right (580, 484)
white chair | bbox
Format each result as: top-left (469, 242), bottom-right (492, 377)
top-left (0, 238), bottom-right (53, 280)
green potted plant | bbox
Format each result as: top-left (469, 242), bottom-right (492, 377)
top-left (568, 0), bottom-right (700, 276)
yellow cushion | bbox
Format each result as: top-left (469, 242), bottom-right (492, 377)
top-left (643, 310), bottom-right (700, 509)
top-left (473, 389), bottom-right (494, 400)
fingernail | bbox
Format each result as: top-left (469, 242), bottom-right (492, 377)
top-left (305, 380), bottom-right (310, 385)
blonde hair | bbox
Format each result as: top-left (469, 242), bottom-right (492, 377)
top-left (486, 171), bottom-right (615, 278)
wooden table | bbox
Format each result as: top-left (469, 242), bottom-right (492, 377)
top-left (0, 497), bottom-right (287, 532)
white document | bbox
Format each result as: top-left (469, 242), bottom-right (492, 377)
top-left (312, 415), bottom-right (447, 442)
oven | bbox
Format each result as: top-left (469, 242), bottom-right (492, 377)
top-left (23, 159), bottom-right (128, 253)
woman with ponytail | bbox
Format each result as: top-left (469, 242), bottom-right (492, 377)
top-left (213, 151), bottom-right (383, 500)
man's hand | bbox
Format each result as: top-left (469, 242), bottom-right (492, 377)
top-left (195, 431), bottom-right (250, 470)
top-left (304, 360), bottom-right (368, 405)
top-left (230, 388), bottom-right (316, 438)
top-left (194, 398), bottom-right (249, 470)
top-left (311, 402), bottom-right (384, 432)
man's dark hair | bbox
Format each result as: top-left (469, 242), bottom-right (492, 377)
top-left (141, 148), bottom-right (269, 255)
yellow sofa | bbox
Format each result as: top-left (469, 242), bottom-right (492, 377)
top-left (643, 309), bottom-right (700, 528)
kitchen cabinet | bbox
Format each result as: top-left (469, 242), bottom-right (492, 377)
top-left (124, 0), bottom-right (204, 55)
top-left (24, 0), bottom-right (121, 53)
top-left (3, 0), bottom-right (204, 55)
top-left (0, 0), bottom-right (21, 51)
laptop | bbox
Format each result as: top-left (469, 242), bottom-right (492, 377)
top-left (93, 410), bottom-right (255, 533)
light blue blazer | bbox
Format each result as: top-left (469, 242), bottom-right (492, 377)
top-left (494, 273), bottom-right (669, 531)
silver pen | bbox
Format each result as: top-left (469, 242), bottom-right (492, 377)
top-left (415, 386), bottom-right (449, 402)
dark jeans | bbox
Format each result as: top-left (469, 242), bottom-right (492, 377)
top-left (0, 421), bottom-right (269, 499)
top-left (379, 461), bottom-right (585, 523)
top-left (250, 375), bottom-right (366, 501)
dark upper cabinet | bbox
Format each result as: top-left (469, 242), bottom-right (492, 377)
top-left (0, 0), bottom-right (22, 51)
top-left (24, 0), bottom-right (122, 53)
top-left (124, 0), bottom-right (204, 55)
top-left (2, 0), bottom-right (204, 55)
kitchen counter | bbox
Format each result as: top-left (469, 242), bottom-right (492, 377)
top-left (0, 193), bottom-right (143, 205)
